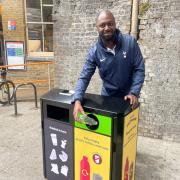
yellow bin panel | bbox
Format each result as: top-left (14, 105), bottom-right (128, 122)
top-left (122, 107), bottom-right (139, 180)
top-left (75, 127), bottom-right (111, 180)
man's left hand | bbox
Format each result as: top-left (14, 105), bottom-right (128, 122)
top-left (124, 94), bottom-right (138, 109)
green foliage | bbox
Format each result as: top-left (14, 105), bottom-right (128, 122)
top-left (139, 2), bottom-right (151, 16)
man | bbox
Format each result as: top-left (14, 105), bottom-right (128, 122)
top-left (73, 10), bottom-right (145, 120)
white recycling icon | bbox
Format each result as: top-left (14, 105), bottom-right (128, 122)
top-left (61, 139), bottom-right (67, 149)
top-left (50, 133), bottom-right (57, 146)
top-left (61, 165), bottom-right (69, 176)
top-left (51, 163), bottom-right (59, 174)
top-left (59, 151), bottom-right (68, 162)
top-left (49, 149), bottom-right (57, 160)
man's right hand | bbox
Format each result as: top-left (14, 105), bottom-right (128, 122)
top-left (73, 100), bottom-right (85, 121)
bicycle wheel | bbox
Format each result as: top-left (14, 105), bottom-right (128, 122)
top-left (0, 80), bottom-right (15, 104)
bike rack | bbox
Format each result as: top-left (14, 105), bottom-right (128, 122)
top-left (0, 79), bottom-right (15, 105)
top-left (13, 82), bottom-right (38, 115)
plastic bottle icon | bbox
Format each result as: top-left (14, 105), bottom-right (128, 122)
top-left (80, 156), bottom-right (90, 180)
top-left (50, 133), bottom-right (57, 146)
top-left (124, 157), bottom-right (129, 180)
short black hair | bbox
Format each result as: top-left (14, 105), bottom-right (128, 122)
top-left (96, 10), bottom-right (115, 23)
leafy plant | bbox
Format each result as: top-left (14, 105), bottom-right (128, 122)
top-left (139, 2), bottom-right (151, 16)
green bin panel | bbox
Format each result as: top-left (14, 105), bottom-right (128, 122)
top-left (74, 113), bottom-right (112, 136)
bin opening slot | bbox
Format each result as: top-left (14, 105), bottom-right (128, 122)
top-left (46, 105), bottom-right (69, 122)
top-left (59, 89), bottom-right (75, 96)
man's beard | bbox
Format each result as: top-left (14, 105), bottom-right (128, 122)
top-left (99, 31), bottom-right (116, 43)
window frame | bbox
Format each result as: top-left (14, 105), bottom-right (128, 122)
top-left (24, 0), bottom-right (54, 56)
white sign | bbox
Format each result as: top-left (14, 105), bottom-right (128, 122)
top-left (6, 41), bottom-right (25, 70)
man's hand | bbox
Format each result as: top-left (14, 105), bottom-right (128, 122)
top-left (73, 100), bottom-right (85, 121)
top-left (124, 94), bottom-right (138, 109)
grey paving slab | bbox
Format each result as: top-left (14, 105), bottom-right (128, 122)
top-left (136, 136), bottom-right (180, 180)
top-left (0, 102), bottom-right (44, 180)
top-left (0, 101), bottom-right (180, 180)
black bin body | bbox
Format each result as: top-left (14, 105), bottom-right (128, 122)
top-left (41, 89), bottom-right (139, 180)
top-left (41, 89), bottom-right (74, 180)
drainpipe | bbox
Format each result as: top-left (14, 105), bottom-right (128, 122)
top-left (130, 0), bottom-right (139, 39)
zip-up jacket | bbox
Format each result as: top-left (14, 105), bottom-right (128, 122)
top-left (73, 29), bottom-right (145, 102)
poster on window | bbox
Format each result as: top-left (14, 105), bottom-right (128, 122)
top-left (5, 41), bottom-right (25, 70)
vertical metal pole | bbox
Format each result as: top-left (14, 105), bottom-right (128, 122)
top-left (40, 0), bottom-right (45, 51)
top-left (14, 87), bottom-right (18, 115)
top-left (30, 83), bottom-right (38, 108)
top-left (48, 64), bottom-right (51, 90)
top-left (7, 82), bottom-right (11, 105)
top-left (23, 0), bottom-right (29, 54)
top-left (131, 0), bottom-right (139, 39)
top-left (34, 85), bottom-right (38, 108)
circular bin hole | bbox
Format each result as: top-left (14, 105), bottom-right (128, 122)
top-left (86, 114), bottom-right (99, 130)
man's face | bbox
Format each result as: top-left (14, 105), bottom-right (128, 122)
top-left (96, 12), bottom-right (116, 42)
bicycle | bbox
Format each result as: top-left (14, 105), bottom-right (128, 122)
top-left (0, 68), bottom-right (15, 105)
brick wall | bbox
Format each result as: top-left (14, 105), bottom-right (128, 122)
top-left (6, 61), bottom-right (54, 87)
top-left (1, 0), bottom-right (25, 41)
top-left (53, 0), bottom-right (132, 92)
top-left (138, 0), bottom-right (180, 141)
top-left (53, 0), bottom-right (180, 142)
top-left (6, 60), bottom-right (55, 98)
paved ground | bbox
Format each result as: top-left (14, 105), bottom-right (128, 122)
top-left (0, 101), bottom-right (180, 180)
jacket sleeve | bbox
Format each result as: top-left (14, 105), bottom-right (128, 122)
top-left (129, 39), bottom-right (145, 97)
top-left (72, 47), bottom-right (97, 102)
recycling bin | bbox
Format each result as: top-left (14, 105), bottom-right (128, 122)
top-left (41, 88), bottom-right (140, 180)
top-left (75, 93), bottom-right (139, 180)
top-left (41, 89), bottom-right (74, 180)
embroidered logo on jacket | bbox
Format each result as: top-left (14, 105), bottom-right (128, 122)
top-left (100, 58), bottom-right (106, 62)
top-left (123, 51), bottom-right (127, 58)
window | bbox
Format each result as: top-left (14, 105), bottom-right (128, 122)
top-left (25, 0), bottom-right (53, 54)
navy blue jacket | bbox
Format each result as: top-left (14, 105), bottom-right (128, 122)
top-left (73, 29), bottom-right (145, 102)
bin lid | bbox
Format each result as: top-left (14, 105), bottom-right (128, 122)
top-left (82, 93), bottom-right (132, 116)
top-left (41, 88), bottom-right (73, 105)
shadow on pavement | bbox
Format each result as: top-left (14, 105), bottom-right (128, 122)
top-left (136, 152), bottom-right (165, 180)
